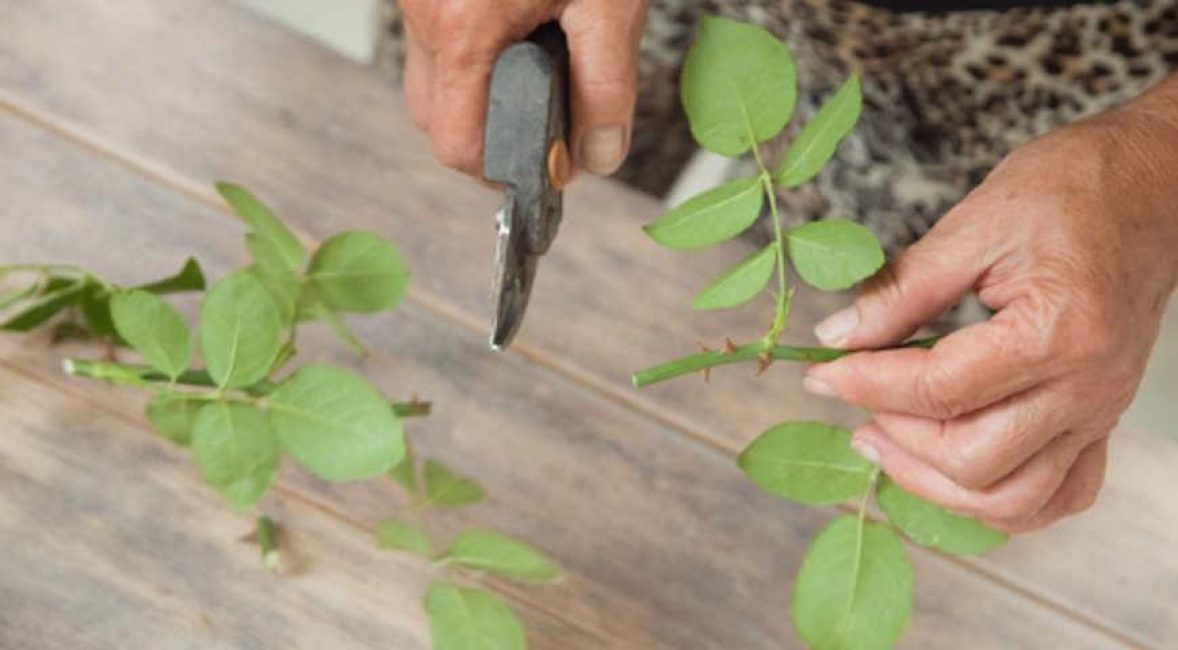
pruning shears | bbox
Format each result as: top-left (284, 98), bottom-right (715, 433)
top-left (483, 23), bottom-right (571, 350)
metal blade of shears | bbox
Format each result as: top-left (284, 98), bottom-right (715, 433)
top-left (483, 23), bottom-right (570, 350)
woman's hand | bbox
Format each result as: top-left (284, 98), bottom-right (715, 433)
top-left (400, 0), bottom-right (647, 178)
top-left (804, 83), bottom-right (1178, 533)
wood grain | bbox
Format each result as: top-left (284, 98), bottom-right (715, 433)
top-left (2, 0), bottom-right (1173, 645)
top-left (0, 98), bottom-right (1116, 647)
top-left (0, 361), bottom-right (610, 650)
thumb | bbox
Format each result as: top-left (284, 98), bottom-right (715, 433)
top-left (814, 216), bottom-right (990, 349)
top-left (559, 0), bottom-right (646, 175)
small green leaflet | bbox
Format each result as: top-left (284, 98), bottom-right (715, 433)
top-left (268, 365), bottom-right (404, 481)
top-left (388, 443), bottom-right (418, 494)
top-left (245, 233), bottom-right (301, 323)
top-left (692, 244), bottom-right (777, 310)
top-left (134, 257), bottom-right (207, 294)
top-left (308, 303), bottom-right (367, 356)
top-left (776, 75), bottom-right (862, 187)
top-left (200, 272), bottom-right (283, 389)
top-left (422, 460), bottom-right (485, 508)
top-left (304, 231), bottom-right (410, 313)
top-left (78, 282), bottom-right (116, 338)
top-left (0, 283), bottom-right (37, 311)
top-left (215, 182), bottom-right (305, 272)
top-left (145, 392), bottom-right (203, 446)
top-left (793, 516), bottom-right (913, 650)
top-left (110, 290), bottom-right (191, 380)
top-left (191, 402), bottom-right (280, 510)
top-left (644, 177), bottom-right (764, 250)
top-left (787, 219), bottom-right (884, 291)
top-left (680, 16), bottom-right (796, 156)
top-left (738, 421), bottom-right (874, 505)
top-left (425, 584), bottom-right (525, 650)
top-left (375, 519), bottom-right (432, 557)
top-left (0, 280), bottom-right (85, 331)
top-left (877, 477), bottom-right (1007, 556)
top-left (444, 531), bottom-right (561, 583)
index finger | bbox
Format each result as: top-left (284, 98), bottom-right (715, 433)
top-left (429, 28), bottom-right (509, 175)
top-left (807, 308), bottom-right (1057, 419)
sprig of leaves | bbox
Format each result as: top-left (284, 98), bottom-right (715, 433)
top-left (3, 182), bottom-right (557, 650)
top-left (633, 17), bottom-right (1005, 649)
top-left (379, 441), bottom-right (561, 649)
top-left (38, 189), bottom-right (414, 502)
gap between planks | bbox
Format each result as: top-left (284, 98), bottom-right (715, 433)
top-left (0, 356), bottom-right (620, 649)
top-left (0, 93), bottom-right (1152, 650)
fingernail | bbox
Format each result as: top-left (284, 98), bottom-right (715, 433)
top-left (851, 435), bottom-right (880, 465)
top-left (578, 125), bottom-right (626, 175)
top-left (814, 307), bottom-right (859, 348)
top-left (802, 375), bottom-right (836, 398)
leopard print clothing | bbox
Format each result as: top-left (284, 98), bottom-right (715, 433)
top-left (376, 1), bottom-right (1178, 255)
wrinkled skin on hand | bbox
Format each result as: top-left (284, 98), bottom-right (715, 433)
top-left (399, 0), bottom-right (647, 179)
top-left (806, 84), bottom-right (1178, 533)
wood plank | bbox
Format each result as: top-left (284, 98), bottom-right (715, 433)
top-left (0, 0), bottom-right (853, 446)
top-left (0, 99), bottom-right (1116, 647)
top-left (0, 362), bottom-right (604, 650)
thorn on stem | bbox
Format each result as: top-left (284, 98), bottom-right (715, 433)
top-left (723, 338), bottom-right (738, 354)
top-left (756, 351), bottom-right (773, 376)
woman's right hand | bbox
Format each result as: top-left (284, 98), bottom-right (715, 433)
top-left (400, 0), bottom-right (647, 179)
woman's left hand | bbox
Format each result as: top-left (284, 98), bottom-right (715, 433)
top-left (804, 83), bottom-right (1178, 533)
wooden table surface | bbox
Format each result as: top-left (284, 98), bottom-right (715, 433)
top-left (1, 1), bottom-right (1174, 648)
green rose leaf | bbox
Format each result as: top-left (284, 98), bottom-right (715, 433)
top-left (268, 365), bottom-right (404, 481)
top-left (110, 290), bottom-right (191, 379)
top-left (135, 257), bottom-right (207, 294)
top-left (200, 272), bottom-right (283, 389)
top-left (877, 476), bottom-right (1007, 556)
top-left (191, 402), bottom-right (280, 510)
top-left (0, 283), bottom-right (38, 311)
top-left (738, 421), bottom-right (874, 505)
top-left (775, 75), bottom-right (862, 187)
top-left (78, 282), bottom-right (116, 338)
top-left (643, 177), bottom-right (764, 250)
top-left (246, 233), bottom-right (301, 323)
top-left (145, 392), bottom-right (203, 446)
top-left (788, 219), bottom-right (885, 291)
top-left (216, 182), bottom-right (305, 272)
top-left (680, 16), bottom-right (796, 155)
top-left (0, 279), bottom-right (85, 332)
top-left (304, 231), bottom-right (410, 314)
top-left (692, 243), bottom-right (778, 310)
top-left (388, 443), bottom-right (418, 494)
top-left (375, 519), bottom-right (432, 556)
top-left (444, 531), bottom-right (561, 583)
top-left (425, 584), bottom-right (525, 650)
top-left (422, 460), bottom-right (485, 508)
top-left (793, 516), bottom-right (913, 650)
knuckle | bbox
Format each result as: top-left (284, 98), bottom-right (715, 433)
top-left (938, 441), bottom-right (982, 489)
top-left (434, 1), bottom-right (474, 36)
top-left (860, 263), bottom-right (905, 317)
top-left (1042, 298), bottom-right (1118, 366)
top-left (988, 313), bottom-right (1052, 367)
top-left (914, 365), bottom-right (966, 419)
top-left (437, 38), bottom-right (483, 74)
top-left (431, 133), bottom-right (479, 172)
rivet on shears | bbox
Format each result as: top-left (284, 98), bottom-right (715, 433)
top-left (547, 138), bottom-right (571, 191)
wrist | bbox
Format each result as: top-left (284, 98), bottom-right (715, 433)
top-left (1096, 97), bottom-right (1178, 292)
